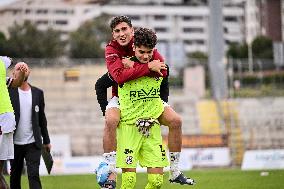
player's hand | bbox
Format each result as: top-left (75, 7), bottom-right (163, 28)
top-left (17, 62), bottom-right (28, 73)
top-left (122, 58), bottom-right (134, 68)
top-left (43, 144), bottom-right (52, 152)
top-left (148, 60), bottom-right (167, 76)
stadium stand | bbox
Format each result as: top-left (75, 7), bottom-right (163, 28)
top-left (20, 61), bottom-right (284, 166)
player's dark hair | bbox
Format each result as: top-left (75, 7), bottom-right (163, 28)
top-left (134, 27), bottom-right (157, 49)
top-left (110, 15), bottom-right (132, 30)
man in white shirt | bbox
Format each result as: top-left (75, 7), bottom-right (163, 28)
top-left (0, 56), bottom-right (27, 189)
top-left (9, 62), bottom-right (51, 189)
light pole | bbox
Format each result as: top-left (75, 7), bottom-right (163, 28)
top-left (208, 0), bottom-right (228, 100)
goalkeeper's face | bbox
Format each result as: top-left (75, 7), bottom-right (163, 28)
top-left (133, 45), bottom-right (154, 64)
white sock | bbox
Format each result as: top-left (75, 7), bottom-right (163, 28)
top-left (103, 151), bottom-right (117, 173)
top-left (169, 152), bottom-right (181, 179)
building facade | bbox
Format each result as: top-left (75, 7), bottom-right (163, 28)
top-left (0, 0), bottom-right (282, 55)
top-left (102, 4), bottom-right (245, 54)
top-left (0, 0), bottom-right (101, 40)
top-left (259, 0), bottom-right (282, 42)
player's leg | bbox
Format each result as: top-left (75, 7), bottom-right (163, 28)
top-left (0, 133), bottom-right (13, 189)
top-left (103, 97), bottom-right (120, 153)
top-left (121, 168), bottom-right (136, 189)
top-left (159, 105), bottom-right (182, 152)
top-left (97, 97), bottom-right (120, 188)
top-left (0, 160), bottom-right (9, 189)
top-left (116, 122), bottom-right (141, 189)
top-left (145, 168), bottom-right (163, 189)
top-left (158, 105), bottom-right (195, 185)
top-left (158, 105), bottom-right (182, 173)
top-left (139, 123), bottom-right (168, 189)
top-left (103, 107), bottom-right (120, 183)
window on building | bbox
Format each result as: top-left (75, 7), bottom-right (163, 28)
top-left (224, 27), bottom-right (228, 33)
top-left (154, 15), bottom-right (166, 20)
top-left (36, 9), bottom-right (48, 14)
top-left (55, 20), bottom-right (68, 25)
top-left (55, 9), bottom-right (69, 14)
top-left (25, 9), bottom-right (31, 14)
top-left (185, 40), bottom-right (204, 45)
top-left (128, 15), bottom-right (140, 21)
top-left (183, 15), bottom-right (203, 21)
top-left (195, 40), bottom-right (204, 45)
top-left (224, 16), bottom-right (237, 22)
top-left (13, 10), bottom-right (21, 15)
top-left (36, 20), bottom-right (48, 25)
top-left (183, 27), bottom-right (204, 33)
top-left (225, 40), bottom-right (231, 45)
top-left (154, 27), bottom-right (167, 32)
top-left (184, 40), bottom-right (193, 45)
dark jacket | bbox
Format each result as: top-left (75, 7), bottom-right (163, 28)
top-left (9, 85), bottom-right (50, 149)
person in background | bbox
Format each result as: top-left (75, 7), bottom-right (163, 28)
top-left (9, 62), bottom-right (51, 189)
top-left (0, 56), bottom-right (27, 189)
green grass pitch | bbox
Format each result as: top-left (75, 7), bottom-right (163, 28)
top-left (7, 169), bottom-right (284, 189)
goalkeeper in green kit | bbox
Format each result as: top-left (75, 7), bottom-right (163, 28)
top-left (116, 27), bottom-right (169, 189)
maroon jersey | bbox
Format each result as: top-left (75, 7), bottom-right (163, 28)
top-left (105, 38), bottom-right (167, 96)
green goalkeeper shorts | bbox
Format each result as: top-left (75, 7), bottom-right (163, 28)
top-left (116, 122), bottom-right (169, 169)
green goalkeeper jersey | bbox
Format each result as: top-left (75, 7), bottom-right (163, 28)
top-left (118, 76), bottom-right (164, 125)
top-left (0, 59), bottom-right (13, 114)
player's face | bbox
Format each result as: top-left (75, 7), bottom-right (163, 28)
top-left (134, 45), bottom-right (154, 64)
top-left (112, 22), bottom-right (134, 46)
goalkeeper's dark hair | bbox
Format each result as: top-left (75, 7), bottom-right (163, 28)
top-left (110, 15), bottom-right (132, 30)
top-left (134, 27), bottom-right (157, 49)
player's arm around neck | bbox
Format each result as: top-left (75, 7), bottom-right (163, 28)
top-left (105, 45), bottom-right (151, 85)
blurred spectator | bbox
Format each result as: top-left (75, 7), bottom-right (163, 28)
top-left (9, 62), bottom-right (51, 189)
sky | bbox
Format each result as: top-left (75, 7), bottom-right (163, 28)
top-left (0, 0), bottom-right (17, 7)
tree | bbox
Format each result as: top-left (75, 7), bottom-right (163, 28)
top-left (42, 28), bottom-right (66, 58)
top-left (5, 21), bottom-right (65, 58)
top-left (0, 32), bottom-right (6, 42)
top-left (188, 51), bottom-right (208, 59)
top-left (0, 32), bottom-right (8, 55)
top-left (69, 14), bottom-right (111, 58)
top-left (251, 35), bottom-right (273, 59)
top-left (226, 42), bottom-right (248, 58)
